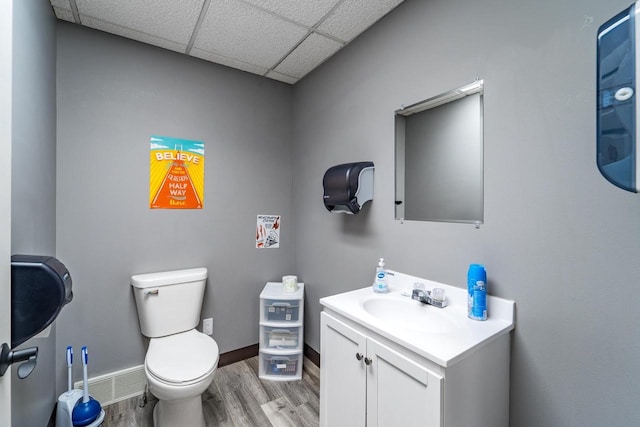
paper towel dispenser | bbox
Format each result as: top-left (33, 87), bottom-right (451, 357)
top-left (597, 2), bottom-right (640, 192)
top-left (11, 255), bottom-right (73, 348)
top-left (323, 161), bottom-right (374, 214)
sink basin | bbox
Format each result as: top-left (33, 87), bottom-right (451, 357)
top-left (320, 271), bottom-right (515, 366)
top-left (361, 296), bottom-right (464, 334)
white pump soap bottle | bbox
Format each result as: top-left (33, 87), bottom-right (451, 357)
top-left (373, 258), bottom-right (390, 293)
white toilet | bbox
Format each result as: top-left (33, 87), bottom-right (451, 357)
top-left (131, 267), bottom-right (219, 427)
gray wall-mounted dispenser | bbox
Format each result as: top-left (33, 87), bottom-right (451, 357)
top-left (1, 255), bottom-right (73, 379)
top-left (323, 161), bottom-right (374, 214)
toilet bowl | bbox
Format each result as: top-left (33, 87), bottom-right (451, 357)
top-left (145, 329), bottom-right (219, 427)
top-left (131, 267), bottom-right (218, 427)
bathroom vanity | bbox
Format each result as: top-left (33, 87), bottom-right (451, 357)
top-left (319, 271), bottom-right (515, 427)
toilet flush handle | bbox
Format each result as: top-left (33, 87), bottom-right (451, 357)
top-left (144, 289), bottom-right (159, 296)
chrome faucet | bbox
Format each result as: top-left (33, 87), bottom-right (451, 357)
top-left (411, 288), bottom-right (448, 308)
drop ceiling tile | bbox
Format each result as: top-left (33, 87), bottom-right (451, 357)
top-left (242, 0), bottom-right (341, 27)
top-left (266, 71), bottom-right (298, 85)
top-left (53, 7), bottom-right (75, 22)
top-left (190, 48), bottom-right (269, 76)
top-left (51, 0), bottom-right (71, 8)
top-left (193, 0), bottom-right (309, 69)
top-left (80, 15), bottom-right (188, 53)
top-left (49, 0), bottom-right (406, 85)
top-left (318, 0), bottom-right (404, 42)
top-left (274, 33), bottom-right (342, 79)
top-left (75, 0), bottom-right (204, 45)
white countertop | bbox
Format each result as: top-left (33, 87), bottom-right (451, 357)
top-left (319, 270), bottom-right (515, 367)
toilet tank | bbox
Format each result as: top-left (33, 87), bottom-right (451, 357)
top-left (131, 267), bottom-right (208, 338)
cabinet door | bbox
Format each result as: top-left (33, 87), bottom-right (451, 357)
top-left (320, 312), bottom-right (366, 427)
top-left (366, 338), bottom-right (443, 427)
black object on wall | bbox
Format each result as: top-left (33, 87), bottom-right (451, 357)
top-left (323, 161), bottom-right (374, 214)
top-left (1, 255), bottom-right (72, 379)
top-left (10, 255), bottom-right (73, 348)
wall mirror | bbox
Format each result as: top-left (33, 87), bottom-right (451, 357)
top-left (395, 80), bottom-right (484, 224)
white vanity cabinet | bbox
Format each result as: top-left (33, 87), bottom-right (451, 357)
top-left (321, 312), bottom-right (443, 427)
top-left (319, 270), bottom-right (515, 427)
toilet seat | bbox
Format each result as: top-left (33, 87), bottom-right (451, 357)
top-left (146, 329), bottom-right (219, 385)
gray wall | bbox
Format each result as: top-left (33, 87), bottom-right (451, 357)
top-left (10, 1), bottom-right (57, 426)
top-left (0, 1), bottom-right (13, 424)
top-left (49, 0), bottom-right (640, 424)
top-left (55, 23), bottom-right (294, 393)
top-left (292, 0), bottom-right (640, 426)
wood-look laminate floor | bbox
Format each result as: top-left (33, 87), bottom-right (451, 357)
top-left (102, 356), bottom-right (320, 427)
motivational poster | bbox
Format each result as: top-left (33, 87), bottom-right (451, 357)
top-left (149, 136), bottom-right (204, 209)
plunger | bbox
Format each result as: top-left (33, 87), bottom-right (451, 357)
top-left (71, 346), bottom-right (102, 426)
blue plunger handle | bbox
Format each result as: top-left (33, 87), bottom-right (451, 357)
top-left (82, 346), bottom-right (89, 403)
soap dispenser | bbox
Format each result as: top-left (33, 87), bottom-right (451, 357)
top-left (373, 258), bottom-right (389, 293)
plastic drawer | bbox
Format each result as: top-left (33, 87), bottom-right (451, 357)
top-left (262, 299), bottom-right (300, 322)
top-left (262, 326), bottom-right (302, 350)
top-left (259, 352), bottom-right (302, 380)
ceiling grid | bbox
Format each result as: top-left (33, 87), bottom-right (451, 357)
top-left (50, 0), bottom-right (405, 84)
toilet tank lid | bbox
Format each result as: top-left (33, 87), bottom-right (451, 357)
top-left (131, 267), bottom-right (208, 289)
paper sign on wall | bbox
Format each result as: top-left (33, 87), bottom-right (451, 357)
top-left (256, 215), bottom-right (280, 248)
top-left (149, 136), bottom-right (204, 209)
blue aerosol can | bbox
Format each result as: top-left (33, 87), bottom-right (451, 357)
top-left (467, 264), bottom-right (487, 321)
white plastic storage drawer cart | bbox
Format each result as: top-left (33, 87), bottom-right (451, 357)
top-left (259, 282), bottom-right (304, 381)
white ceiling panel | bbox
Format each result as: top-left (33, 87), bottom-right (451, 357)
top-left (274, 33), bottom-right (342, 79)
top-left (50, 0), bottom-right (405, 84)
top-left (265, 70), bottom-right (299, 85)
top-left (80, 15), bottom-right (187, 53)
top-left (242, 0), bottom-right (341, 27)
top-left (318, 0), bottom-right (404, 42)
top-left (50, 0), bottom-right (71, 8)
top-left (53, 7), bottom-right (75, 23)
top-left (75, 0), bottom-right (204, 45)
top-left (190, 48), bottom-right (269, 76)
top-left (193, 0), bottom-right (308, 69)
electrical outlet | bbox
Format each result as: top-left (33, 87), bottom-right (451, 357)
top-left (203, 318), bottom-right (213, 335)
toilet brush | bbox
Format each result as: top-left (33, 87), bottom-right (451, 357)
top-left (71, 346), bottom-right (102, 426)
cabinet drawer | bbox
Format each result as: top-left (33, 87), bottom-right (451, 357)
top-left (262, 326), bottom-right (302, 349)
top-left (259, 352), bottom-right (302, 380)
top-left (261, 299), bottom-right (301, 322)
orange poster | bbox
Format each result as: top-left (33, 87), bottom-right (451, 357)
top-left (149, 136), bottom-right (204, 209)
